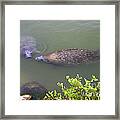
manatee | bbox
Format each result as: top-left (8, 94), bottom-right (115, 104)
top-left (35, 48), bottom-right (100, 65)
top-left (20, 36), bottom-right (47, 59)
top-left (20, 81), bottom-right (48, 100)
top-left (20, 36), bottom-right (37, 58)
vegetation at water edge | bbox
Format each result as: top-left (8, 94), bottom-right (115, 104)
top-left (44, 74), bottom-right (100, 100)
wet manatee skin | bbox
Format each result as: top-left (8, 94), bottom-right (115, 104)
top-left (38, 48), bottom-right (100, 65)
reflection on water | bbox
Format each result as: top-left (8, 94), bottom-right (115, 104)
top-left (20, 20), bottom-right (100, 91)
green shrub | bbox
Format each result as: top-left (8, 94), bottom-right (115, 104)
top-left (44, 74), bottom-right (100, 100)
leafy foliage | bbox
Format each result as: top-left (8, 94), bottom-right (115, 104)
top-left (44, 74), bottom-right (100, 100)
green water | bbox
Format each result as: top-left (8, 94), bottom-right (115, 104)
top-left (20, 20), bottom-right (100, 90)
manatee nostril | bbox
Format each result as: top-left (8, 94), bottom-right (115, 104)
top-left (35, 57), bottom-right (39, 61)
top-left (25, 55), bottom-right (32, 58)
top-left (35, 56), bottom-right (44, 61)
top-left (24, 50), bottom-right (32, 58)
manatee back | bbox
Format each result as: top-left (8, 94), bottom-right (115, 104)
top-left (43, 48), bottom-right (100, 65)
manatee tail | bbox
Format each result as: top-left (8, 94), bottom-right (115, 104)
top-left (94, 49), bottom-right (100, 57)
top-left (93, 49), bottom-right (100, 62)
top-left (88, 49), bottom-right (100, 63)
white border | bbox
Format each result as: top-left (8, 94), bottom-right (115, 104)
top-left (5, 5), bottom-right (115, 115)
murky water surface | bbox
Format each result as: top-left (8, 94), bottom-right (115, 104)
top-left (20, 20), bottom-right (100, 90)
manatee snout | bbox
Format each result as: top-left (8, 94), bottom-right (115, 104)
top-left (23, 49), bottom-right (32, 58)
top-left (35, 55), bottom-right (44, 61)
top-left (20, 36), bottom-right (37, 59)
